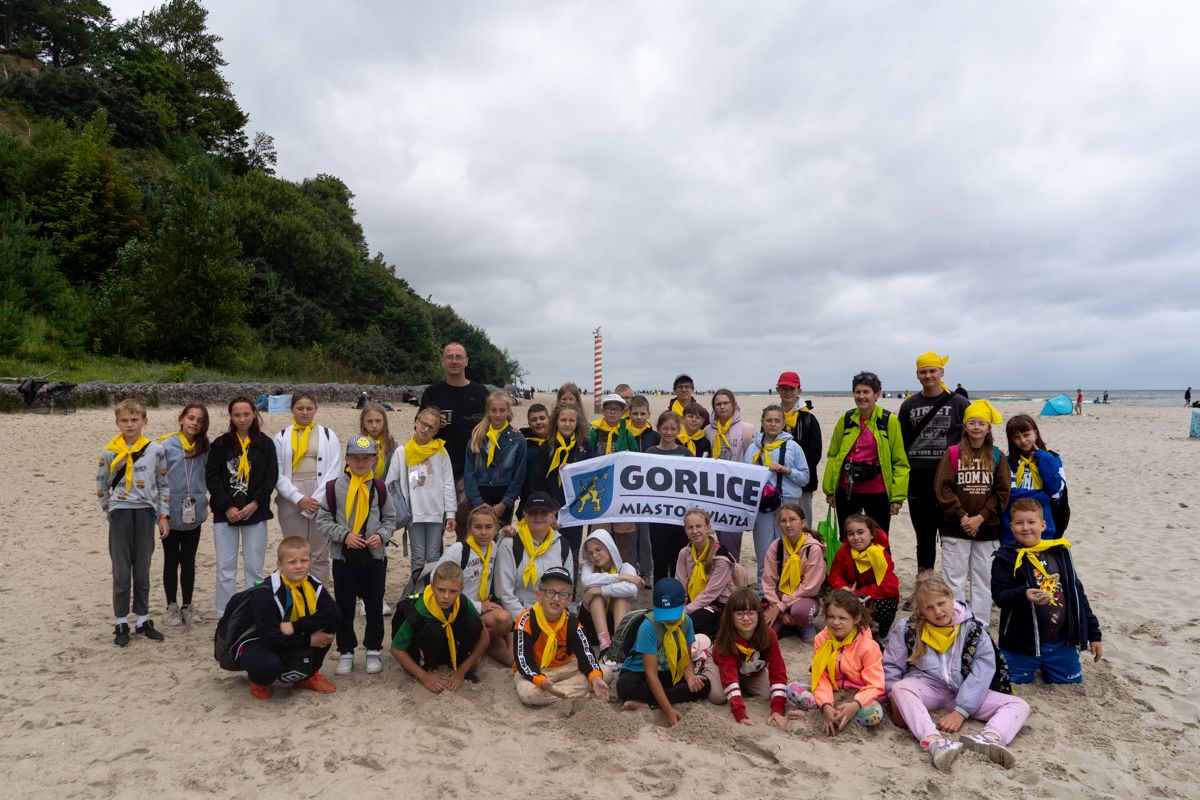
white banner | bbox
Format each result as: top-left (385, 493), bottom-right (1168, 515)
top-left (557, 451), bottom-right (770, 532)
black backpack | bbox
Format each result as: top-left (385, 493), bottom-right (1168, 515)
top-left (902, 616), bottom-right (1013, 695)
top-left (213, 585), bottom-right (263, 671)
top-left (608, 609), bottom-right (653, 665)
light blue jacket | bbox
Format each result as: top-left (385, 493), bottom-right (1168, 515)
top-left (744, 431), bottom-right (809, 500)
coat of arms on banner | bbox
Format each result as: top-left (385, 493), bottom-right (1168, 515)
top-left (570, 464), bottom-right (613, 519)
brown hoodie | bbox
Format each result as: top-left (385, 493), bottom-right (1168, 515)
top-left (934, 444), bottom-right (1011, 540)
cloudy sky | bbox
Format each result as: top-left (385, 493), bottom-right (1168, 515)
top-left (108, 1), bottom-right (1200, 391)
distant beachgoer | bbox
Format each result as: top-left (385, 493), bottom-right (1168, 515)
top-left (954, 383), bottom-right (969, 399)
top-left (1074, 389), bottom-right (1083, 415)
top-left (1187, 387), bottom-right (1193, 406)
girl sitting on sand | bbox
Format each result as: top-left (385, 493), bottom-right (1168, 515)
top-left (789, 590), bottom-right (885, 736)
top-left (675, 508), bottom-right (739, 638)
top-left (703, 587), bottom-right (790, 727)
top-left (883, 572), bottom-right (1030, 771)
top-left (827, 513), bottom-right (901, 638)
top-left (1001, 414), bottom-right (1067, 544)
top-left (434, 504), bottom-right (513, 665)
top-left (759, 503), bottom-right (825, 640)
top-left (579, 528), bottom-right (643, 656)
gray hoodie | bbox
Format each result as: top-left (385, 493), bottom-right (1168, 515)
top-left (494, 528), bottom-right (574, 615)
top-left (97, 440), bottom-right (170, 516)
top-left (316, 471), bottom-right (397, 561)
top-left (160, 434), bottom-right (209, 530)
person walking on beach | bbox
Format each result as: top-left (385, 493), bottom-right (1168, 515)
top-left (420, 343), bottom-right (490, 489)
top-left (900, 353), bottom-right (969, 575)
top-left (1187, 387), bottom-right (1193, 406)
top-left (1074, 389), bottom-right (1083, 415)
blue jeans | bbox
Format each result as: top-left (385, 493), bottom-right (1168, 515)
top-left (1002, 639), bottom-right (1083, 684)
top-left (409, 522), bottom-right (445, 585)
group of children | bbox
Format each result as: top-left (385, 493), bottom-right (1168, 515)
top-left (97, 375), bottom-right (1102, 772)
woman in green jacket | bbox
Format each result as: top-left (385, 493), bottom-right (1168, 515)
top-left (822, 371), bottom-right (910, 535)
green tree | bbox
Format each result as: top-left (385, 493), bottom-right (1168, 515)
top-left (2, 0), bottom-right (110, 65)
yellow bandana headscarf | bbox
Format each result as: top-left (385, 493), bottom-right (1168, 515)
top-left (686, 540), bottom-right (711, 601)
top-left (532, 602), bottom-right (567, 670)
top-left (852, 543), bottom-right (889, 585)
top-left (964, 399), bottom-right (1003, 425)
top-left (290, 421), bottom-right (314, 471)
top-left (517, 520), bottom-right (554, 588)
top-left (920, 623), bottom-right (959, 654)
top-left (546, 433), bottom-right (576, 481)
top-left (422, 584), bottom-right (461, 670)
top-left (404, 437), bottom-right (446, 468)
top-left (280, 573), bottom-right (318, 622)
top-left (661, 618), bottom-right (688, 684)
top-left (465, 536), bottom-right (493, 603)
top-left (752, 438), bottom-right (784, 467)
top-left (915, 352), bottom-right (951, 394)
top-left (1014, 456), bottom-right (1043, 490)
top-left (591, 418), bottom-right (622, 454)
top-left (105, 434), bottom-right (150, 490)
top-left (810, 627), bottom-right (858, 692)
top-left (158, 431), bottom-right (196, 453)
top-left (677, 427), bottom-right (705, 455)
top-left (345, 471), bottom-right (370, 536)
top-left (485, 423), bottom-right (508, 467)
top-left (1014, 538), bottom-right (1071, 578)
top-left (778, 533), bottom-right (807, 595)
top-left (234, 433), bottom-right (251, 485)
top-left (712, 416), bottom-right (734, 459)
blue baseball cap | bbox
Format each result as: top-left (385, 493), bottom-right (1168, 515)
top-left (653, 578), bottom-right (686, 622)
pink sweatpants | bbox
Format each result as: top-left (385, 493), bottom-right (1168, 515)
top-left (770, 597), bottom-right (818, 635)
top-left (889, 676), bottom-right (1030, 745)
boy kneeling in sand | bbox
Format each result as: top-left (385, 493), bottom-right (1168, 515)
top-left (236, 537), bottom-right (340, 699)
top-left (391, 562), bottom-right (490, 693)
top-left (513, 567), bottom-right (610, 706)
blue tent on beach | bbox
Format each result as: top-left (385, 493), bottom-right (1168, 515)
top-left (1040, 393), bottom-right (1073, 416)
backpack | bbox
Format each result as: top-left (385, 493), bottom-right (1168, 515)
top-left (213, 585), bottom-right (262, 671)
top-left (608, 608), bottom-right (653, 665)
top-left (947, 444), bottom-right (1002, 471)
top-left (843, 408), bottom-right (893, 438)
top-left (725, 551), bottom-right (750, 590)
top-left (391, 593), bottom-right (424, 640)
top-left (1048, 450), bottom-right (1070, 534)
top-left (756, 441), bottom-right (786, 513)
top-left (416, 542), bottom-right (491, 597)
top-left (902, 615), bottom-right (1013, 695)
top-left (325, 476), bottom-right (388, 567)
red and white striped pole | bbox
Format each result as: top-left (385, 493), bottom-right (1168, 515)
top-left (593, 327), bottom-right (603, 414)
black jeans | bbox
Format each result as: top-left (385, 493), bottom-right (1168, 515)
top-left (162, 528), bottom-right (201, 605)
top-left (406, 612), bottom-right (485, 670)
top-left (834, 488), bottom-right (892, 536)
top-left (236, 640), bottom-right (329, 685)
top-left (616, 669), bottom-right (709, 706)
top-left (906, 469), bottom-right (942, 572)
top-left (649, 523), bottom-right (688, 585)
top-left (332, 557), bottom-right (387, 653)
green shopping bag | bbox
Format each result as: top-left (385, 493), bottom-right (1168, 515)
top-left (817, 507), bottom-right (839, 571)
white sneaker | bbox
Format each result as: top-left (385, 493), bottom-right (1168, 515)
top-left (928, 739), bottom-right (962, 771)
top-left (180, 605), bottom-right (204, 625)
top-left (365, 651), bottom-right (383, 674)
top-left (164, 603), bottom-right (182, 627)
top-left (382, 600), bottom-right (392, 615)
top-left (355, 598), bottom-right (366, 617)
top-left (961, 733), bottom-right (1016, 768)
top-left (335, 652), bottom-right (354, 675)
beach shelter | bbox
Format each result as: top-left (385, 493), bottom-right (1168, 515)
top-left (1040, 393), bottom-right (1073, 416)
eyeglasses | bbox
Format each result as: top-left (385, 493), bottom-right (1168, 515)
top-left (732, 609), bottom-right (759, 618)
top-left (539, 589), bottom-right (570, 600)
top-left (415, 420), bottom-right (438, 432)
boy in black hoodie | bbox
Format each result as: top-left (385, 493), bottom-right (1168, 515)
top-left (991, 499), bottom-right (1102, 684)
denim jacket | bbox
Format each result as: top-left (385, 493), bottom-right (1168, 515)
top-left (463, 426), bottom-right (528, 508)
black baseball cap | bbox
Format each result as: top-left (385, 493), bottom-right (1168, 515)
top-left (522, 491), bottom-right (559, 514)
top-left (539, 566), bottom-right (572, 587)
top-left (673, 374), bottom-right (694, 388)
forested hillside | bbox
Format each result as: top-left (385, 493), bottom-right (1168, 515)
top-left (0, 0), bottom-right (520, 385)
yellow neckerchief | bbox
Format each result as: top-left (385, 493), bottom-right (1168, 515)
top-left (686, 540), bottom-right (711, 601)
top-left (678, 427), bottom-right (704, 455)
top-left (517, 520), bottom-right (554, 588)
top-left (627, 420), bottom-right (651, 436)
top-left (591, 418), bottom-right (621, 454)
top-left (546, 432), bottom-right (576, 480)
top-left (532, 602), bottom-right (568, 670)
top-left (345, 470), bottom-right (371, 536)
top-left (158, 431), bottom-right (196, 453)
top-left (465, 536), bottom-right (493, 603)
top-left (810, 627), bottom-right (858, 692)
top-left (711, 415), bottom-right (735, 459)
top-left (1014, 538), bottom-right (1072, 578)
top-left (526, 435), bottom-right (546, 446)
top-left (104, 434), bottom-right (150, 491)
top-left (671, 398), bottom-right (686, 418)
top-left (290, 421), bottom-right (314, 472)
top-left (234, 433), bottom-right (251, 484)
top-left (778, 533), bottom-right (807, 595)
top-left (661, 618), bottom-right (688, 684)
top-left (735, 639), bottom-right (758, 664)
top-left (753, 437), bottom-right (784, 466)
top-left (783, 404), bottom-right (810, 431)
top-left (422, 584), bottom-right (461, 670)
top-left (920, 623), bottom-right (959, 654)
top-left (404, 437), bottom-right (446, 467)
top-left (852, 543), bottom-right (888, 585)
top-left (485, 423), bottom-right (508, 467)
top-left (371, 437), bottom-right (387, 478)
top-left (1014, 454), bottom-right (1043, 490)
top-left (280, 573), bottom-right (317, 622)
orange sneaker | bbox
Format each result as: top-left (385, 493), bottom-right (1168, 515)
top-left (249, 681), bottom-right (273, 700)
top-left (293, 671), bottom-right (336, 694)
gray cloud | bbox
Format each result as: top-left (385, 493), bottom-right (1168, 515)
top-left (108, 0), bottom-right (1200, 390)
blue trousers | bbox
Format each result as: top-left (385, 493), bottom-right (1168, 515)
top-left (1002, 639), bottom-right (1083, 684)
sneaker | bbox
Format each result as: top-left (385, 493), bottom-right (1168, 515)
top-left (335, 652), bottom-right (354, 675)
top-left (164, 603), bottom-right (182, 627)
top-left (136, 620), bottom-right (165, 641)
top-left (355, 598), bottom-right (366, 617)
top-left (294, 672), bottom-right (337, 694)
top-left (382, 600), bottom-right (392, 616)
top-left (113, 623), bottom-right (131, 647)
top-left (249, 681), bottom-right (273, 700)
top-left (180, 605), bottom-right (204, 625)
top-left (787, 683), bottom-right (818, 710)
top-left (365, 651), bottom-right (383, 674)
top-left (961, 733), bottom-right (1016, 768)
top-left (928, 739), bottom-right (962, 771)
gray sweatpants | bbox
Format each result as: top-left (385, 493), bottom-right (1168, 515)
top-left (109, 507), bottom-right (157, 619)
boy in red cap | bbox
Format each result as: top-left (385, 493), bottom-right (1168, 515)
top-left (775, 371), bottom-right (822, 522)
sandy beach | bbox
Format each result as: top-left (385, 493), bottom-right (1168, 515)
top-left (2, 393), bottom-right (1196, 799)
